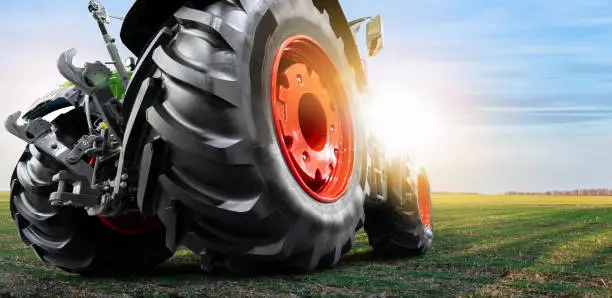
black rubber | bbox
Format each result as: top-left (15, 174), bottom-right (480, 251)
top-left (134, 0), bottom-right (366, 271)
top-left (9, 110), bottom-right (172, 274)
top-left (364, 155), bottom-right (433, 256)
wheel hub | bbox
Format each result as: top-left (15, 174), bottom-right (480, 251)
top-left (271, 35), bottom-right (354, 203)
top-left (279, 63), bottom-right (340, 184)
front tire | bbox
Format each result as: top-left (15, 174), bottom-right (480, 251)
top-left (136, 0), bottom-right (366, 270)
top-left (9, 111), bottom-right (172, 274)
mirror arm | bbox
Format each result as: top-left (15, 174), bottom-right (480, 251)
top-left (348, 16), bottom-right (372, 28)
top-left (349, 16), bottom-right (372, 35)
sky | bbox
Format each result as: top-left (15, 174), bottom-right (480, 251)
top-left (0, 1), bottom-right (611, 194)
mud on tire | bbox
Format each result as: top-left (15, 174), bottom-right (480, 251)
top-left (9, 110), bottom-right (172, 274)
top-left (136, 0), bottom-right (366, 271)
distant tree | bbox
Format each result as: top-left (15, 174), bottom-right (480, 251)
top-left (504, 188), bottom-right (612, 196)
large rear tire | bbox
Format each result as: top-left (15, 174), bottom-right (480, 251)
top-left (9, 111), bottom-right (173, 274)
top-left (364, 155), bottom-right (433, 256)
top-left (135, 0), bottom-right (366, 270)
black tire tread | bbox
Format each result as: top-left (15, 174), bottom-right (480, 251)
top-left (364, 158), bottom-right (433, 256)
top-left (139, 0), bottom-right (364, 271)
top-left (9, 115), bottom-right (173, 274)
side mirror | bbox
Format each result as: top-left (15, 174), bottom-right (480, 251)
top-left (124, 57), bottom-right (136, 71)
top-left (366, 14), bottom-right (384, 57)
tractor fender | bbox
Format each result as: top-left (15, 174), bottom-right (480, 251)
top-left (120, 0), bottom-right (188, 56)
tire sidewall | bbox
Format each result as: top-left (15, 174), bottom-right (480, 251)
top-left (242, 1), bottom-right (365, 227)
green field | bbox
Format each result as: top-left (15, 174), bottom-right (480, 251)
top-left (0, 193), bottom-right (610, 297)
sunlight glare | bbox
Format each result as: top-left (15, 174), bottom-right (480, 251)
top-left (363, 90), bottom-right (442, 157)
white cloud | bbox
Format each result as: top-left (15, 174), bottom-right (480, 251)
top-left (480, 106), bottom-right (612, 112)
top-left (500, 45), bottom-right (593, 55)
top-left (559, 17), bottom-right (612, 27)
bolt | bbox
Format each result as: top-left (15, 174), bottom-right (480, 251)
top-left (296, 74), bottom-right (302, 84)
top-left (302, 152), bottom-right (308, 161)
top-left (50, 143), bottom-right (58, 149)
top-left (119, 181), bottom-right (128, 188)
top-left (120, 174), bottom-right (129, 181)
top-left (330, 125), bottom-right (335, 132)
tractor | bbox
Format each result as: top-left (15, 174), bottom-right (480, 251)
top-left (5, 0), bottom-right (433, 273)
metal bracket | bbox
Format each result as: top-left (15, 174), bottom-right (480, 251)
top-left (371, 158), bottom-right (388, 202)
top-left (66, 135), bottom-right (100, 164)
top-left (91, 88), bottom-right (124, 140)
top-left (49, 170), bottom-right (100, 207)
top-left (57, 48), bottom-right (125, 140)
top-left (5, 111), bottom-right (94, 182)
top-left (365, 138), bottom-right (388, 203)
top-left (58, 49), bottom-right (110, 95)
top-left (115, 77), bottom-right (164, 203)
top-left (5, 112), bottom-right (52, 143)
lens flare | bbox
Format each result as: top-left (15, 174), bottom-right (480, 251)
top-left (363, 90), bottom-right (442, 157)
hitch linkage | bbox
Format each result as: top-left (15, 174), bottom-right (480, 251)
top-left (49, 170), bottom-right (100, 207)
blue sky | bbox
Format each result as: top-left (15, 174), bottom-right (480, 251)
top-left (342, 0), bottom-right (612, 128)
top-left (0, 1), bottom-right (610, 193)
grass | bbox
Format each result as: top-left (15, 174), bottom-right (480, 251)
top-left (0, 192), bottom-right (610, 297)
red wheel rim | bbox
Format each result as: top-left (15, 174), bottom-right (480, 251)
top-left (271, 35), bottom-right (355, 203)
top-left (98, 214), bottom-right (162, 235)
top-left (417, 173), bottom-right (432, 227)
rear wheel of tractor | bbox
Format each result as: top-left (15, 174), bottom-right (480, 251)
top-left (9, 110), bottom-right (172, 274)
top-left (138, 0), bottom-right (365, 271)
top-left (364, 155), bottom-right (433, 256)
